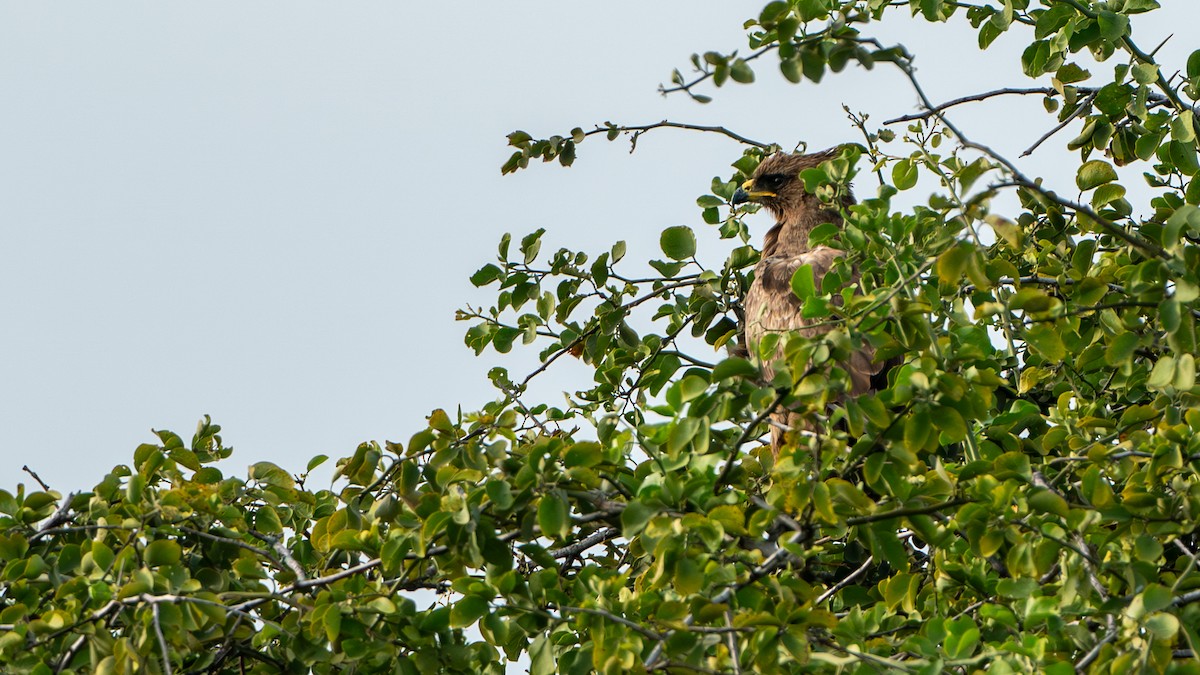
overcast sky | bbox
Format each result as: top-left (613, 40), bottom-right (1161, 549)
top-left (1, 3), bottom-right (1188, 493)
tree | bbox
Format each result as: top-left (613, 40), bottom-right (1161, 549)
top-left (4, 1), bottom-right (1200, 672)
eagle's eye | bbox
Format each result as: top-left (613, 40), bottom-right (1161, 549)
top-left (758, 173), bottom-right (788, 191)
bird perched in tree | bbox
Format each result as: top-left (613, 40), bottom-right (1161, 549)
top-left (732, 149), bottom-right (887, 453)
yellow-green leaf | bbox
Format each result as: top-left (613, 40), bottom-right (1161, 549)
top-left (1076, 160), bottom-right (1118, 190)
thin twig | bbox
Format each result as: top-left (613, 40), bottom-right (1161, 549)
top-left (885, 87), bottom-right (1064, 124)
top-left (54, 635), bottom-right (87, 674)
top-left (725, 609), bottom-right (742, 674)
top-left (814, 556), bottom-right (875, 605)
top-left (550, 604), bottom-right (665, 642)
top-left (520, 277), bottom-right (705, 389)
top-left (22, 465), bottom-right (50, 491)
top-left (586, 120), bottom-right (772, 150)
top-left (845, 498), bottom-right (969, 526)
top-left (152, 602), bottom-right (174, 675)
top-left (1076, 622), bottom-right (1119, 670)
top-left (659, 45), bottom-right (778, 97)
top-left (1021, 90), bottom-right (1098, 157)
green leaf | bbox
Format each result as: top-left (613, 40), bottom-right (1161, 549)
top-left (248, 462), bottom-right (295, 489)
top-left (255, 505), bottom-right (283, 534)
top-left (676, 375), bottom-right (708, 402)
top-left (931, 406), bottom-right (968, 443)
top-left (471, 264), bottom-right (504, 287)
top-left (1145, 612), bottom-right (1180, 640)
top-left (520, 229), bottom-right (545, 264)
top-left (1105, 331), bottom-right (1138, 365)
top-left (1009, 288), bottom-right (1055, 312)
top-left (1176, 354), bottom-right (1196, 390)
top-left (1161, 298), bottom-right (1181, 333)
top-left (537, 491), bottom-right (569, 540)
top-left (892, 158), bottom-right (918, 190)
top-left (1132, 63), bottom-right (1159, 85)
top-left (611, 240), bottom-right (626, 263)
top-left (621, 500), bottom-right (656, 535)
top-left (1148, 355), bottom-right (1176, 389)
top-left (419, 606), bottom-right (451, 632)
top-left (1142, 584), bottom-right (1173, 613)
top-left (674, 557), bottom-right (703, 595)
top-left (1034, 4), bottom-right (1074, 40)
top-left (1028, 489), bottom-right (1069, 518)
top-left (1095, 83), bottom-right (1133, 118)
top-left (1021, 40), bottom-right (1052, 77)
top-left (564, 442), bottom-right (603, 468)
top-left (1169, 140), bottom-right (1200, 176)
top-left (1135, 534), bottom-right (1164, 562)
top-left (1055, 63), bottom-right (1090, 85)
top-left (996, 578), bottom-right (1039, 598)
top-left (667, 418), bottom-right (700, 454)
top-left (1096, 10), bottom-right (1129, 41)
top-left (730, 58), bottom-right (755, 84)
top-left (780, 57), bottom-right (802, 83)
top-left (660, 226), bottom-right (697, 260)
top-left (317, 607), bottom-right (341, 643)
top-left (1076, 160), bottom-right (1118, 190)
top-left (451, 595), bottom-right (490, 628)
top-left (1024, 325), bottom-right (1066, 362)
top-left (790, 264), bottom-right (815, 300)
top-left (904, 409), bottom-right (932, 453)
top-left (590, 253), bottom-right (610, 287)
top-left (144, 540), bottom-right (182, 567)
top-left (486, 479), bottom-right (514, 511)
top-left (1092, 183), bottom-right (1126, 208)
top-left (712, 357), bottom-right (757, 380)
top-left (944, 617), bottom-right (981, 659)
top-left (936, 242), bottom-right (972, 283)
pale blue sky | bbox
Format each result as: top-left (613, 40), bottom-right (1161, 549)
top-left (1, 3), bottom-right (1188, 491)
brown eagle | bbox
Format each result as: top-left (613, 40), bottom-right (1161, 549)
top-left (732, 149), bottom-right (887, 453)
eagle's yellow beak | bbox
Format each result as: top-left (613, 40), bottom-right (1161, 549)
top-left (731, 178), bottom-right (777, 205)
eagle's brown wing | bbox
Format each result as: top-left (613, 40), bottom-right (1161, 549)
top-left (743, 245), bottom-right (883, 451)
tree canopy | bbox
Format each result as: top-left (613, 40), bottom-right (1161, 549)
top-left (5, 1), bottom-right (1200, 673)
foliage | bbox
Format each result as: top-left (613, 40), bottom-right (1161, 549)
top-left (5, 0), bottom-right (1200, 673)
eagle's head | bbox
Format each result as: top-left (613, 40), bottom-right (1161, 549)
top-left (731, 149), bottom-right (838, 223)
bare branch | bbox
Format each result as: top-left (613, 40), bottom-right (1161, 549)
top-left (248, 529), bottom-right (309, 582)
top-left (32, 492), bottom-right (77, 542)
top-left (1076, 622), bottom-right (1119, 670)
top-left (885, 87), bottom-right (1063, 125)
top-left (54, 635), bottom-right (87, 674)
top-left (549, 527), bottom-right (621, 559)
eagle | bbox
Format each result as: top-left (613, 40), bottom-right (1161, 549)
top-left (732, 149), bottom-right (887, 453)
